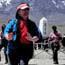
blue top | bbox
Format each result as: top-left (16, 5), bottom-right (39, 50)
top-left (4, 18), bottom-right (18, 41)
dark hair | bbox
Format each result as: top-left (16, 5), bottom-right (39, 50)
top-left (52, 25), bottom-right (57, 29)
top-left (8, 19), bottom-right (11, 23)
top-left (15, 9), bottom-right (21, 41)
top-left (2, 24), bottom-right (6, 32)
top-left (16, 9), bottom-right (23, 20)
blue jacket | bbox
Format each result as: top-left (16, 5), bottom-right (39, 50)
top-left (4, 18), bottom-right (42, 42)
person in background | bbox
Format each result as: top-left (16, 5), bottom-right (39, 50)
top-left (49, 25), bottom-right (62, 64)
top-left (44, 39), bottom-right (48, 51)
top-left (4, 2), bottom-right (42, 65)
top-left (61, 34), bottom-right (65, 47)
top-left (0, 24), bottom-right (8, 64)
top-left (0, 30), bottom-right (2, 61)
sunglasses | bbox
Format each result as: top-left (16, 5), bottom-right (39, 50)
top-left (22, 8), bottom-right (29, 11)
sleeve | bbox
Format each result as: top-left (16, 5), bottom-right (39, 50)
top-left (59, 32), bottom-right (62, 40)
top-left (33, 23), bottom-right (42, 42)
top-left (59, 32), bottom-right (62, 37)
top-left (4, 19), bottom-right (15, 35)
top-left (49, 32), bottom-right (53, 41)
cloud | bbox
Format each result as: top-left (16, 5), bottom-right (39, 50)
top-left (52, 0), bottom-right (65, 9)
top-left (0, 0), bottom-right (11, 7)
top-left (0, 3), bottom-right (2, 7)
top-left (61, 1), bottom-right (65, 6)
top-left (52, 0), bottom-right (56, 5)
top-left (5, 0), bottom-right (11, 6)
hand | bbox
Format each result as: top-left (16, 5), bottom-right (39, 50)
top-left (26, 32), bottom-right (39, 42)
top-left (4, 32), bottom-right (13, 40)
top-left (32, 36), bottom-right (39, 42)
top-left (0, 37), bottom-right (1, 40)
top-left (25, 32), bottom-right (33, 41)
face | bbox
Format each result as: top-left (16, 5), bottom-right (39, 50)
top-left (18, 8), bottom-right (29, 20)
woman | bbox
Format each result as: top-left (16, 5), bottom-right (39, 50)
top-left (49, 25), bottom-right (62, 64)
top-left (4, 2), bottom-right (42, 65)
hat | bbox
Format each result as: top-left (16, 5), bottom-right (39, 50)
top-left (17, 2), bottom-right (29, 10)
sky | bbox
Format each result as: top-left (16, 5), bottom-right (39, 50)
top-left (0, 0), bottom-right (32, 18)
top-left (0, 0), bottom-right (65, 25)
top-left (52, 0), bottom-right (65, 9)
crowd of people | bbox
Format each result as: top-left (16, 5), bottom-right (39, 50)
top-left (0, 2), bottom-right (65, 65)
